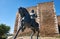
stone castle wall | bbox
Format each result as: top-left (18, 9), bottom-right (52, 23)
top-left (14, 2), bottom-right (59, 36)
top-left (57, 16), bottom-right (60, 25)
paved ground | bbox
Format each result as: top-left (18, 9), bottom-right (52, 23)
top-left (16, 36), bottom-right (60, 39)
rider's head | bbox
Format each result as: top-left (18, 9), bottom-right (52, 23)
top-left (31, 10), bottom-right (34, 13)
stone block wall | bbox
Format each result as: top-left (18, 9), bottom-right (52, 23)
top-left (57, 16), bottom-right (60, 33)
top-left (37, 2), bottom-right (59, 36)
top-left (14, 2), bottom-right (59, 36)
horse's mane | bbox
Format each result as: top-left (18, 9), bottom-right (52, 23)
top-left (22, 7), bottom-right (30, 16)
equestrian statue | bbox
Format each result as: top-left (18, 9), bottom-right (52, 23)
top-left (14, 7), bottom-right (40, 39)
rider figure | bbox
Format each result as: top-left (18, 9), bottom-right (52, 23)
top-left (30, 10), bottom-right (37, 25)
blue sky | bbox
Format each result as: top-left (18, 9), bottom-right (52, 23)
top-left (0, 0), bottom-right (60, 34)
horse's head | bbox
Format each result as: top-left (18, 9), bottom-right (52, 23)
top-left (18, 7), bottom-right (29, 18)
top-left (18, 7), bottom-right (25, 18)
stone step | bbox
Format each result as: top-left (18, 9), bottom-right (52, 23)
top-left (16, 36), bottom-right (60, 39)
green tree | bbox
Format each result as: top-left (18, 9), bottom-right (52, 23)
top-left (0, 24), bottom-right (10, 39)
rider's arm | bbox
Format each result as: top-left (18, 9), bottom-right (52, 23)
top-left (34, 13), bottom-right (37, 18)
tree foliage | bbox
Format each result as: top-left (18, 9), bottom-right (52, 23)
top-left (0, 24), bottom-right (10, 39)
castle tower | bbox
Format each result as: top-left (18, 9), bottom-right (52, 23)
top-left (37, 2), bottom-right (59, 36)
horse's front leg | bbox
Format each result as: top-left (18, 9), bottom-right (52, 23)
top-left (14, 26), bottom-right (23, 39)
top-left (14, 21), bottom-right (24, 39)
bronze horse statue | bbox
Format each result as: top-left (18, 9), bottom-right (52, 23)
top-left (14, 7), bottom-right (39, 39)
